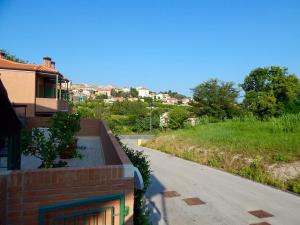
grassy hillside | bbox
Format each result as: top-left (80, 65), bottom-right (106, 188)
top-left (144, 114), bottom-right (300, 194)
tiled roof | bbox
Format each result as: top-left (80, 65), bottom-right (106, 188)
top-left (0, 58), bottom-right (59, 74)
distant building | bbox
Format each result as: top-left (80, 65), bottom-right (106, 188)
top-left (181, 98), bottom-right (190, 106)
top-left (166, 97), bottom-right (178, 105)
top-left (97, 87), bottom-right (112, 97)
top-left (103, 96), bottom-right (124, 103)
top-left (137, 86), bottom-right (150, 98)
top-left (122, 87), bottom-right (130, 93)
top-left (156, 93), bottom-right (170, 102)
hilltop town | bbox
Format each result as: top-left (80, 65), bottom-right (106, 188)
top-left (72, 83), bottom-right (191, 105)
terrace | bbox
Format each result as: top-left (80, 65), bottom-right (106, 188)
top-left (0, 117), bottom-right (136, 225)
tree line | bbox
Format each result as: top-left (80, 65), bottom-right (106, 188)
top-left (192, 66), bottom-right (300, 120)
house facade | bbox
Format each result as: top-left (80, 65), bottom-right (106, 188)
top-left (0, 53), bottom-right (71, 117)
top-left (137, 86), bottom-right (150, 98)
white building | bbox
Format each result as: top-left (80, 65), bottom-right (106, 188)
top-left (137, 86), bottom-right (150, 98)
top-left (122, 87), bottom-right (130, 93)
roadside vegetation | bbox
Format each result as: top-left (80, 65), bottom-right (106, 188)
top-left (72, 65), bottom-right (300, 194)
top-left (73, 100), bottom-right (190, 134)
top-left (116, 136), bottom-right (152, 225)
top-left (143, 66), bottom-right (300, 194)
top-left (144, 114), bottom-right (300, 194)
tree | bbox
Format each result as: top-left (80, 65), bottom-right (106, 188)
top-left (168, 107), bottom-right (189, 129)
top-left (111, 89), bottom-right (121, 97)
top-left (241, 66), bottom-right (300, 117)
top-left (130, 87), bottom-right (138, 98)
top-left (242, 91), bottom-right (277, 119)
top-left (162, 90), bottom-right (186, 100)
top-left (192, 79), bottom-right (239, 119)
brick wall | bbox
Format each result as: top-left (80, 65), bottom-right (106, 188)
top-left (17, 117), bottom-right (135, 225)
top-left (25, 118), bottom-right (100, 136)
top-left (5, 166), bottom-right (134, 225)
top-left (25, 118), bottom-right (133, 166)
top-left (25, 117), bottom-right (50, 131)
top-left (77, 119), bottom-right (101, 136)
top-left (0, 174), bottom-right (7, 225)
top-left (100, 121), bottom-right (131, 166)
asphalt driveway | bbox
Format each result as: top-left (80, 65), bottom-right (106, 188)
top-left (121, 137), bottom-right (300, 225)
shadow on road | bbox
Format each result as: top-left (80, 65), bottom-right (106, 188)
top-left (146, 175), bottom-right (169, 225)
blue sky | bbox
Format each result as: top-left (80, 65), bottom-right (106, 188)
top-left (0, 0), bottom-right (299, 96)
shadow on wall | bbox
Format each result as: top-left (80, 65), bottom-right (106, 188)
top-left (145, 175), bottom-right (169, 225)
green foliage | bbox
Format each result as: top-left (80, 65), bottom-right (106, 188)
top-left (116, 136), bottom-right (151, 225)
top-left (272, 113), bottom-right (300, 132)
top-left (161, 90), bottom-right (187, 100)
top-left (130, 87), bottom-right (139, 98)
top-left (287, 177), bottom-right (300, 194)
top-left (237, 159), bottom-right (285, 188)
top-left (192, 79), bottom-right (240, 120)
top-left (168, 107), bottom-right (189, 129)
top-left (22, 128), bottom-right (67, 168)
top-left (243, 91), bottom-right (277, 119)
top-left (50, 112), bottom-right (81, 156)
top-left (145, 115), bottom-right (300, 162)
top-left (0, 49), bottom-right (28, 63)
top-left (106, 115), bottom-right (134, 133)
top-left (242, 66), bottom-right (300, 118)
top-left (111, 100), bottom-right (148, 117)
top-left (22, 112), bottom-right (82, 168)
top-left (285, 94), bottom-right (300, 114)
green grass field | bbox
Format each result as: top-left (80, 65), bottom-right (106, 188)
top-left (144, 114), bottom-right (300, 194)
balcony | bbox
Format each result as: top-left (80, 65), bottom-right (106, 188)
top-left (35, 97), bottom-right (69, 114)
top-left (1, 119), bottom-right (135, 225)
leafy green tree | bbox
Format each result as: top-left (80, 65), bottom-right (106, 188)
top-left (111, 100), bottom-right (148, 117)
top-left (168, 107), bottom-right (190, 129)
top-left (192, 79), bottom-right (239, 119)
top-left (242, 66), bottom-right (300, 117)
top-left (285, 94), bottom-right (300, 113)
top-left (242, 91), bottom-right (277, 119)
top-left (130, 87), bottom-right (138, 98)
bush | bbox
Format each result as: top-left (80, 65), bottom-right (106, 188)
top-left (288, 177), bottom-right (300, 194)
top-left (22, 128), bottom-right (67, 168)
top-left (22, 112), bottom-right (82, 168)
top-left (116, 136), bottom-right (151, 225)
top-left (50, 112), bottom-right (82, 157)
top-left (168, 107), bottom-right (189, 129)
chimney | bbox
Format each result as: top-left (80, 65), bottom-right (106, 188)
top-left (43, 57), bottom-right (52, 67)
top-left (50, 61), bottom-right (56, 69)
top-left (0, 51), bottom-right (5, 59)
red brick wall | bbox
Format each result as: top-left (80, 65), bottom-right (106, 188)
top-left (0, 175), bottom-right (7, 225)
top-left (25, 117), bottom-right (50, 131)
top-left (77, 119), bottom-right (101, 136)
top-left (5, 166), bottom-right (134, 225)
top-left (100, 122), bottom-right (132, 166)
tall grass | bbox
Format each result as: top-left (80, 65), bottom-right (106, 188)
top-left (144, 114), bottom-right (300, 194)
top-left (272, 113), bottom-right (300, 133)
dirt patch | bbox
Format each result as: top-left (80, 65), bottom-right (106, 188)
top-left (269, 161), bottom-right (300, 180)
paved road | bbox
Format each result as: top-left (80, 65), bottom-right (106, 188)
top-left (121, 138), bottom-right (300, 225)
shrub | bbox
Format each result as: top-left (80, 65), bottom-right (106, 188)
top-left (116, 136), bottom-right (151, 225)
top-left (50, 112), bottom-right (82, 157)
top-left (22, 112), bottom-right (82, 168)
top-left (168, 107), bottom-right (189, 129)
top-left (22, 128), bottom-right (67, 168)
top-left (287, 177), bottom-right (300, 194)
